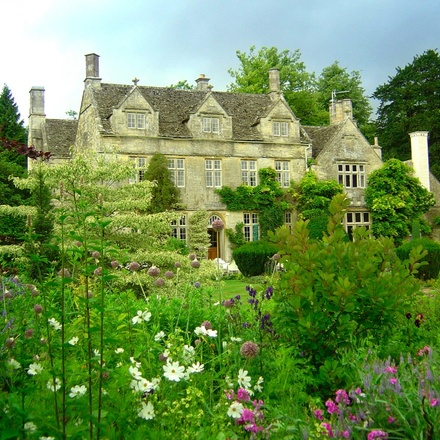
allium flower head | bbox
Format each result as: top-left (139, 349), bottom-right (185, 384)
top-left (211, 219), bottom-right (224, 231)
top-left (165, 270), bottom-right (174, 279)
top-left (154, 277), bottom-right (165, 287)
top-left (222, 298), bottom-right (235, 308)
top-left (34, 304), bottom-right (43, 314)
top-left (194, 281), bottom-right (201, 288)
top-left (191, 259), bottom-right (201, 268)
top-left (188, 253), bottom-right (196, 261)
top-left (93, 267), bottom-right (102, 276)
top-left (272, 253), bottom-right (281, 261)
top-left (110, 260), bottom-right (120, 269)
top-left (174, 261), bottom-right (182, 268)
top-left (91, 251), bottom-right (101, 259)
top-left (240, 341), bottom-right (259, 359)
top-left (128, 261), bottom-right (141, 272)
top-left (201, 320), bottom-right (212, 329)
top-left (25, 328), bottom-right (34, 339)
top-left (147, 266), bottom-right (160, 277)
top-left (57, 268), bottom-right (71, 278)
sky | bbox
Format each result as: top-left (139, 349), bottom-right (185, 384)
top-left (1, 0), bottom-right (439, 121)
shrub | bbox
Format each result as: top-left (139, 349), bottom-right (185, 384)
top-left (397, 238), bottom-right (440, 280)
top-left (232, 240), bottom-right (279, 277)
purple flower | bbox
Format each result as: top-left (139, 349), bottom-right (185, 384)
top-left (201, 320), bottom-right (212, 329)
top-left (110, 260), bottom-right (120, 269)
top-left (430, 398), bottom-right (439, 407)
top-left (240, 408), bottom-right (254, 422)
top-left (94, 267), bottom-right (102, 276)
top-left (188, 254), bottom-right (196, 261)
top-left (211, 219), bottom-right (224, 232)
top-left (165, 271), bottom-right (174, 279)
top-left (313, 409), bottom-right (323, 421)
top-left (385, 366), bottom-right (397, 374)
top-left (265, 286), bottom-right (274, 300)
top-left (91, 251), bottom-right (101, 259)
top-left (174, 261), bottom-right (182, 268)
top-left (222, 298), bottom-right (235, 308)
top-left (147, 266), bottom-right (160, 277)
top-left (154, 278), bottom-right (165, 287)
top-left (240, 341), bottom-right (259, 359)
top-left (34, 304), bottom-right (43, 314)
top-left (335, 389), bottom-right (350, 405)
top-left (128, 262), bottom-right (141, 272)
top-left (25, 328), bottom-right (34, 339)
top-left (5, 338), bottom-right (15, 348)
top-left (57, 268), bottom-right (71, 278)
top-left (322, 422), bottom-right (334, 437)
top-left (194, 281), bottom-right (201, 288)
top-left (191, 259), bottom-right (200, 269)
top-left (272, 253), bottom-right (281, 261)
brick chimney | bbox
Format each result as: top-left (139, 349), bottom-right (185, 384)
top-left (410, 131), bottom-right (430, 191)
top-left (196, 74), bottom-right (211, 91)
top-left (329, 99), bottom-right (353, 125)
top-left (84, 53), bottom-right (101, 87)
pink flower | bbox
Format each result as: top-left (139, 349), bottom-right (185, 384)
top-left (335, 389), bottom-right (350, 405)
top-left (387, 416), bottom-right (396, 423)
top-left (340, 431), bottom-right (350, 439)
top-left (313, 409), bottom-right (323, 421)
top-left (367, 430), bottom-right (388, 440)
top-left (389, 378), bottom-right (398, 385)
top-left (430, 398), bottom-right (439, 407)
top-left (211, 219), bottom-right (224, 231)
top-left (322, 422), bottom-right (334, 437)
top-left (240, 408), bottom-right (254, 422)
top-left (237, 388), bottom-right (250, 402)
top-left (325, 399), bottom-right (340, 414)
top-left (385, 366), bottom-right (397, 374)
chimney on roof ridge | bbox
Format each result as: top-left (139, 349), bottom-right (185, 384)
top-left (269, 68), bottom-right (281, 94)
top-left (410, 131), bottom-right (430, 191)
top-left (84, 53), bottom-right (101, 87)
top-left (196, 74), bottom-right (211, 91)
top-left (329, 98), bottom-right (353, 125)
top-left (29, 86), bottom-right (45, 117)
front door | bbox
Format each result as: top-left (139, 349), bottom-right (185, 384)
top-left (208, 229), bottom-right (218, 260)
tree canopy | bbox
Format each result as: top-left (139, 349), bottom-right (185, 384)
top-left (372, 49), bottom-right (440, 177)
top-left (365, 159), bottom-right (435, 244)
top-left (227, 46), bottom-right (372, 127)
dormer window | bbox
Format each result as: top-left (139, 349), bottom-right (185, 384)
top-left (127, 112), bottom-right (146, 129)
top-left (273, 121), bottom-right (288, 137)
top-left (202, 117), bottom-right (220, 133)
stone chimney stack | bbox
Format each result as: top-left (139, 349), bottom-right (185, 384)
top-left (196, 74), bottom-right (211, 91)
top-left (28, 86), bottom-right (46, 169)
top-left (84, 53), bottom-right (101, 87)
top-left (373, 136), bottom-right (382, 160)
top-left (29, 86), bottom-right (45, 117)
top-left (329, 99), bottom-right (353, 125)
top-left (269, 68), bottom-right (281, 94)
top-left (410, 131), bottom-right (430, 191)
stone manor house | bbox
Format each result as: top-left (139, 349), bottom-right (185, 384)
top-left (27, 53), bottom-right (437, 262)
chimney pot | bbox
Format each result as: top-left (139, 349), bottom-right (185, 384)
top-left (196, 74), bottom-right (210, 91)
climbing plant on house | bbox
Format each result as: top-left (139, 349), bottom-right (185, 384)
top-left (216, 167), bottom-right (290, 239)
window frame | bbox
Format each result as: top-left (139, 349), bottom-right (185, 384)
top-left (202, 117), bottom-right (220, 134)
top-left (168, 158), bottom-right (185, 188)
top-left (171, 215), bottom-right (187, 241)
top-left (129, 156), bottom-right (146, 183)
top-left (243, 212), bottom-right (259, 242)
top-left (275, 160), bottom-right (291, 187)
top-left (205, 159), bottom-right (222, 188)
top-left (338, 163), bottom-right (366, 188)
top-left (126, 112), bottom-right (146, 129)
top-left (241, 160), bottom-right (257, 187)
top-left (344, 211), bottom-right (371, 241)
top-left (272, 121), bottom-right (289, 137)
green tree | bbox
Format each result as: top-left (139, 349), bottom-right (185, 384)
top-left (169, 80), bottom-right (194, 90)
top-left (187, 210), bottom-right (210, 258)
top-left (317, 61), bottom-right (373, 128)
top-left (143, 153), bottom-right (181, 213)
top-left (227, 46), bottom-right (324, 125)
top-left (0, 85), bottom-right (27, 144)
top-left (365, 159), bottom-right (435, 244)
top-left (372, 50), bottom-right (440, 177)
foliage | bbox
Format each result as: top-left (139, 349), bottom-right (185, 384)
top-left (143, 153), bottom-right (181, 213)
top-left (307, 348), bottom-right (440, 439)
top-left (187, 211), bottom-right (211, 258)
top-left (169, 80), bottom-right (195, 90)
top-left (270, 193), bottom-right (424, 390)
top-left (217, 167), bottom-right (290, 238)
top-left (227, 46), bottom-right (324, 125)
top-left (397, 238), bottom-right (440, 280)
top-left (365, 159), bottom-right (435, 244)
top-left (290, 171), bottom-right (343, 239)
top-left (232, 241), bottom-right (279, 277)
top-left (372, 49), bottom-right (440, 178)
top-left (0, 85), bottom-right (27, 144)
top-left (225, 222), bottom-right (246, 250)
top-left (317, 61), bottom-right (373, 128)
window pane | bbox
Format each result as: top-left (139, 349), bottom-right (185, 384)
top-left (280, 122), bottom-right (288, 136)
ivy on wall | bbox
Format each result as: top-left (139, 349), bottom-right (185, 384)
top-left (216, 168), bottom-right (290, 238)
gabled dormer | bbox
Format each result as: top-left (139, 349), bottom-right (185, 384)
top-left (111, 85), bottom-right (158, 136)
top-left (188, 91), bottom-right (232, 139)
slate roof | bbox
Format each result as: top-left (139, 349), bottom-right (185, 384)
top-left (44, 119), bottom-right (77, 158)
top-left (302, 123), bottom-right (344, 158)
top-left (91, 83), bottom-right (277, 141)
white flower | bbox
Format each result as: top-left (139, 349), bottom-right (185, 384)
top-left (68, 336), bottom-right (79, 345)
top-left (130, 356), bottom-right (141, 367)
top-left (27, 362), bottom-right (43, 375)
top-left (7, 358), bottom-right (21, 369)
top-left (230, 336), bottom-right (242, 342)
top-left (132, 309), bottom-right (152, 324)
top-left (47, 378), bottom-right (62, 392)
top-left (69, 385), bottom-right (87, 398)
top-left (115, 347), bottom-right (124, 354)
top-left (93, 349), bottom-right (100, 357)
top-left (194, 325), bottom-right (217, 337)
top-left (254, 376), bottom-right (264, 392)
top-left (48, 318), bottom-right (61, 330)
top-left (237, 368), bottom-right (251, 390)
top-left (40, 437), bottom-right (55, 440)
top-left (138, 401), bottom-right (155, 420)
top-left (182, 344), bottom-right (195, 362)
top-left (163, 359), bottom-right (185, 382)
top-left (227, 401), bottom-right (244, 419)
top-left (188, 362), bottom-right (204, 374)
top-left (24, 421), bottom-right (37, 432)
top-left (154, 331), bottom-right (166, 341)
top-left (129, 365), bottom-right (143, 380)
